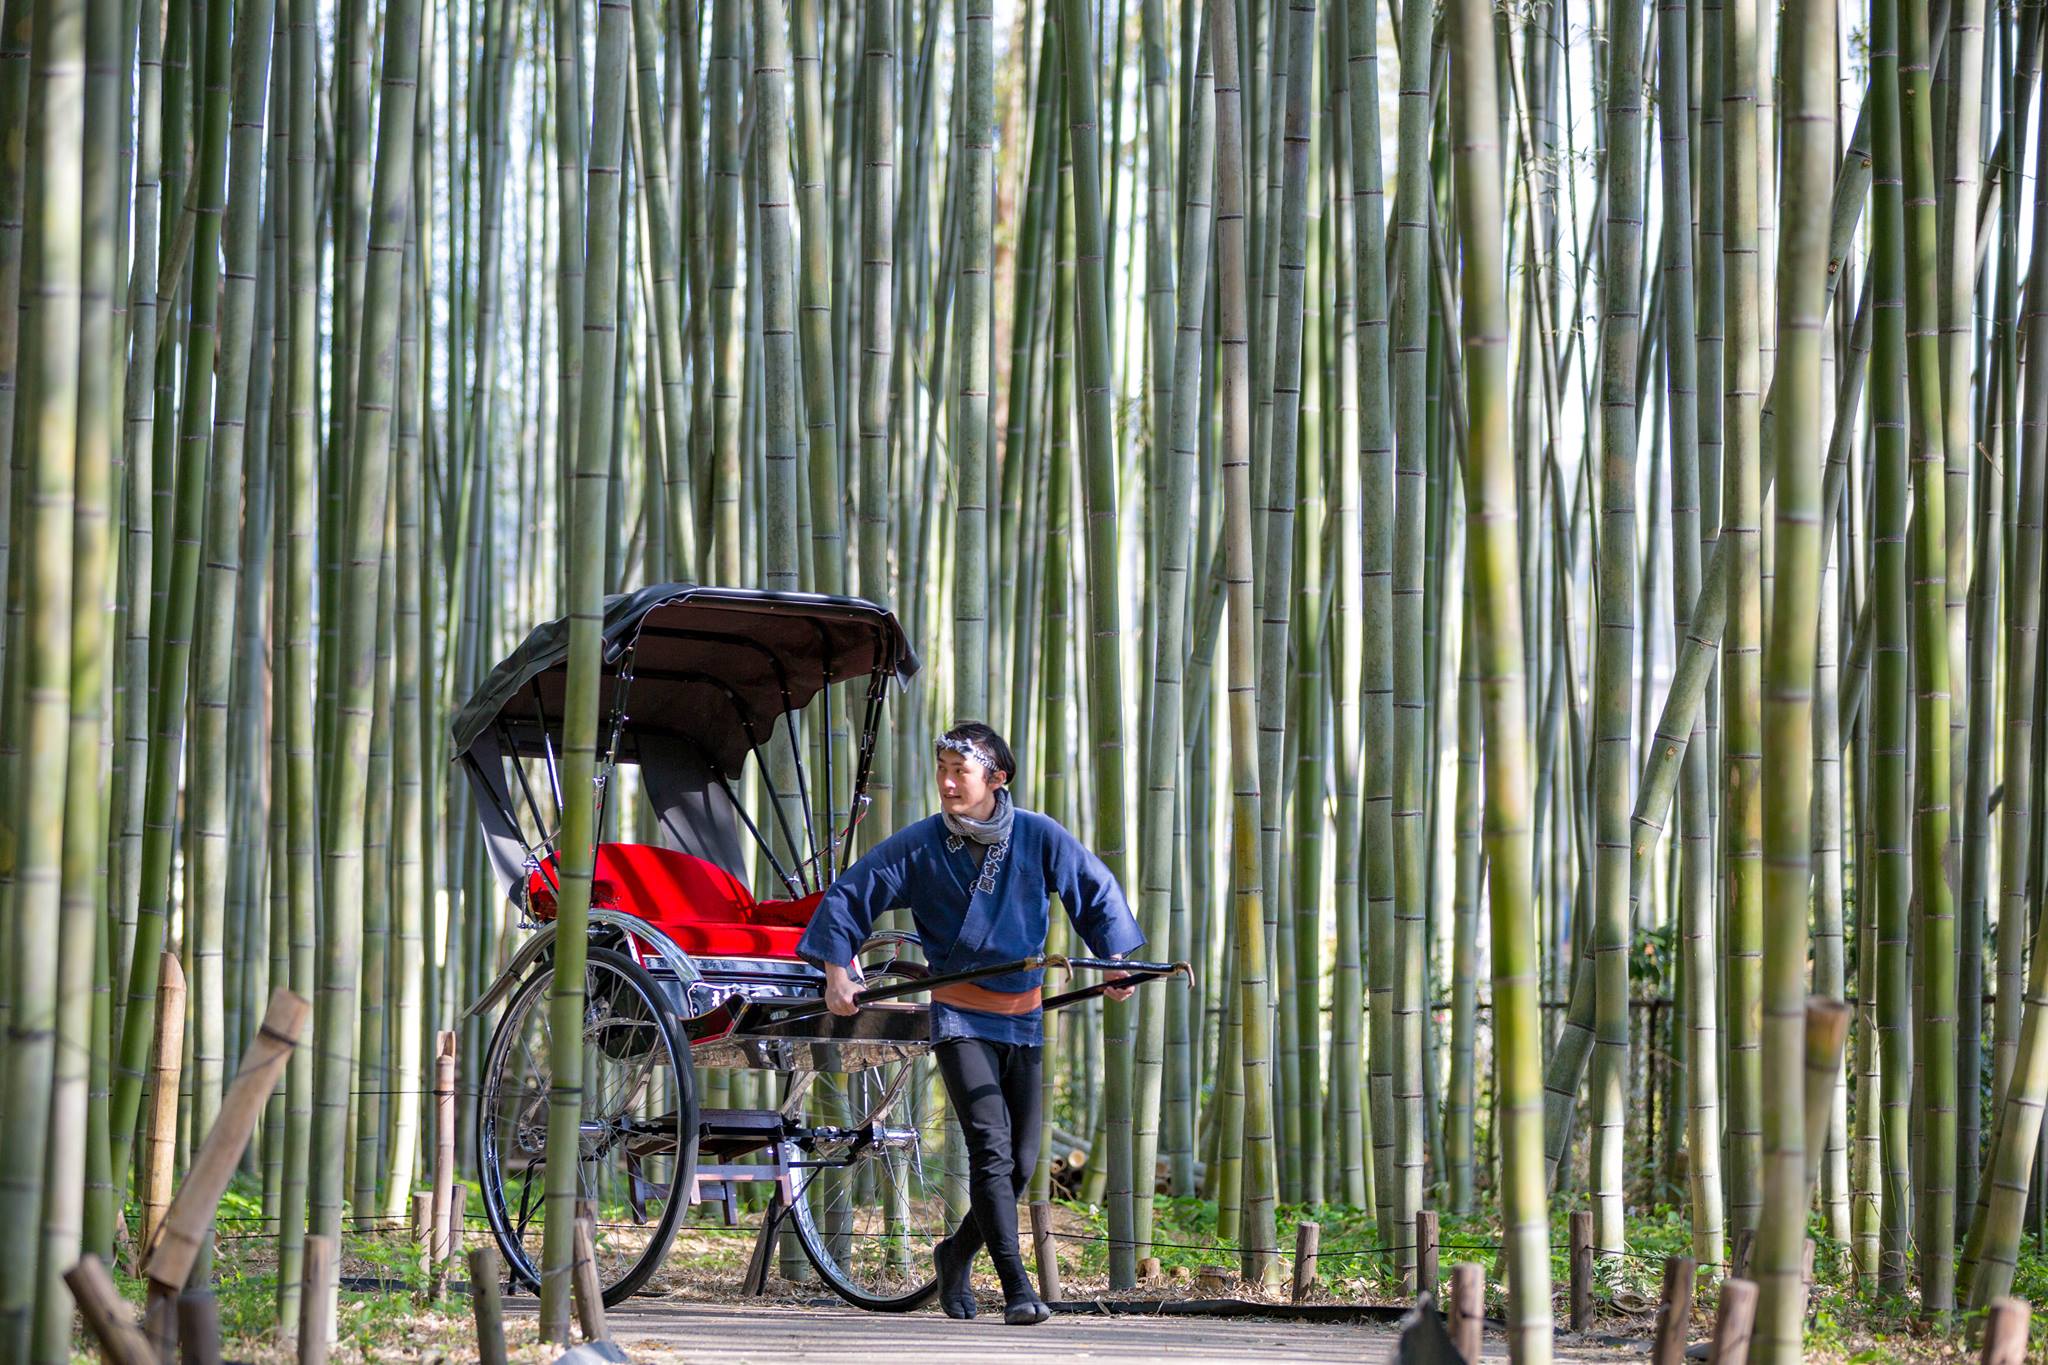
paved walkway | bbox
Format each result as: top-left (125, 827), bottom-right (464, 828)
top-left (534, 1298), bottom-right (1652, 1363)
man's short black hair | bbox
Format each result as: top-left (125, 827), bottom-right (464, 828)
top-left (940, 720), bottom-right (1017, 784)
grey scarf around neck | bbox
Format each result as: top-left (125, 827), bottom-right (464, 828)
top-left (942, 787), bottom-right (1014, 847)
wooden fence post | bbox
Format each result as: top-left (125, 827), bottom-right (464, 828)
top-left (62, 1256), bottom-right (156, 1365)
top-left (1651, 1256), bottom-right (1696, 1365)
top-left (1569, 1209), bottom-right (1593, 1331)
top-left (572, 1205), bottom-right (608, 1343)
top-left (1708, 1276), bottom-right (1757, 1365)
top-left (1979, 1297), bottom-right (2031, 1365)
top-left (1449, 1263), bottom-right (1484, 1363)
top-left (141, 952), bottom-right (186, 1259)
top-left (469, 1245), bottom-right (509, 1365)
top-left (1291, 1219), bottom-right (1320, 1303)
top-left (1416, 1210), bottom-right (1439, 1301)
top-left (297, 1235), bottom-right (336, 1365)
top-left (1031, 1201), bottom-right (1062, 1304)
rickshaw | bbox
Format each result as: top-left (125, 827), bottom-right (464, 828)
top-left (455, 584), bottom-right (1183, 1311)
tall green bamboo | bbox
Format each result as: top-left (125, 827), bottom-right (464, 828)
top-left (1900, 0), bottom-right (1957, 1309)
top-left (1447, 597), bottom-right (1479, 1213)
top-left (1654, 0), bottom-right (1719, 1265)
top-left (708, 0), bottom-right (743, 578)
top-left (753, 0), bottom-right (799, 591)
top-left (789, 0), bottom-right (839, 596)
top-left (1334, 0), bottom-right (1384, 1211)
top-left (384, 191), bottom-right (426, 1219)
top-left (1986, 8), bottom-right (2038, 1106)
top-left (1445, 0), bottom-right (1550, 1347)
top-left (1870, 0), bottom-right (1914, 1286)
top-left (1384, 0), bottom-right (1429, 1264)
top-left (309, 0), bottom-right (421, 1266)
top-left (952, 0), bottom-right (991, 707)
top-left (1363, 0), bottom-right (1413, 1234)
top-left (539, 0), bottom-right (628, 1330)
top-left (1750, 0), bottom-right (1833, 1350)
top-left (107, 0), bottom-right (232, 1196)
top-left (1137, 0), bottom-right (1212, 1251)
top-left (0, 0), bottom-right (29, 646)
top-left (629, 0), bottom-right (696, 577)
top-left (855, 0), bottom-right (895, 618)
top-left (109, 0), bottom-right (163, 1032)
top-left (1718, 0), bottom-right (1764, 1241)
top-left (1, 0), bottom-right (84, 1336)
top-left (1588, 0), bottom-right (1647, 1255)
top-left (1210, 0), bottom-right (1279, 1284)
top-left (63, 0), bottom-right (121, 1279)
top-left (1055, 0), bottom-right (1143, 1280)
top-left (272, 0), bottom-right (320, 1319)
top-left (1256, 0), bottom-right (1314, 1213)
top-left (1939, 0), bottom-right (1986, 1219)
top-left (1954, 194), bottom-right (2001, 1251)
top-left (189, 0), bottom-right (277, 1156)
top-left (1958, 3), bottom-right (2045, 1308)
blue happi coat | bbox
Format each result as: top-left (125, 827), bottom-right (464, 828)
top-left (795, 807), bottom-right (1145, 1045)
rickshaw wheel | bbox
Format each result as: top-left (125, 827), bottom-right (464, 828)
top-left (477, 944), bottom-right (699, 1306)
top-left (780, 962), bottom-right (967, 1312)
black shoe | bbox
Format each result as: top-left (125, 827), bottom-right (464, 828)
top-left (934, 1238), bottom-right (976, 1319)
top-left (1002, 1292), bottom-right (1051, 1326)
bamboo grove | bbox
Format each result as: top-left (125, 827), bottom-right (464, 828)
top-left (0, 0), bottom-right (2041, 1344)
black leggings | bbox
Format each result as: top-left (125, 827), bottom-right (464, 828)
top-left (934, 1037), bottom-right (1043, 1296)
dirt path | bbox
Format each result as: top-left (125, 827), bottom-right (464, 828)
top-left (511, 1297), bottom-right (1653, 1363)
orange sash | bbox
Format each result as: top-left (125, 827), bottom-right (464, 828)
top-left (929, 981), bottom-right (1044, 1015)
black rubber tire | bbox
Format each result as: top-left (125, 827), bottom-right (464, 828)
top-left (476, 944), bottom-right (699, 1306)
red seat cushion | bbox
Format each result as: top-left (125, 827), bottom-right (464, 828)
top-left (525, 845), bottom-right (819, 960)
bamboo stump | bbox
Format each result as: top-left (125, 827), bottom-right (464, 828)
top-left (1708, 1276), bottom-right (1757, 1365)
top-left (1569, 1209), bottom-right (1593, 1331)
top-left (1651, 1256), bottom-right (1695, 1365)
top-left (142, 1284), bottom-right (179, 1362)
top-left (1449, 1263), bottom-right (1484, 1363)
top-left (572, 1204), bottom-right (608, 1343)
top-left (297, 1235), bottom-right (337, 1365)
top-left (178, 1288), bottom-right (223, 1365)
top-left (412, 1190), bottom-right (434, 1282)
top-left (141, 952), bottom-right (187, 1259)
top-left (1031, 1201), bottom-right (1062, 1304)
top-left (469, 1245), bottom-right (510, 1365)
top-left (1291, 1219), bottom-right (1319, 1303)
top-left (1415, 1209), bottom-right (1439, 1301)
top-left (432, 1029), bottom-right (458, 1296)
top-left (1979, 1297), bottom-right (2031, 1365)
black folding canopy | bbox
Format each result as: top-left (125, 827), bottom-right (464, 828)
top-left (451, 583), bottom-right (918, 771)
top-left (452, 583), bottom-right (919, 902)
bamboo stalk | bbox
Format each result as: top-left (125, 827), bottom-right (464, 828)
top-left (1445, 0), bottom-right (1550, 1347)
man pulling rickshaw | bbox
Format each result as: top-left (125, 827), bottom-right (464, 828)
top-left (456, 584), bottom-right (1184, 1320)
top-left (799, 721), bottom-right (1145, 1325)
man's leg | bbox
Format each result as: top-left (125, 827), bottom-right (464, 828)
top-left (934, 1038), bottom-right (1033, 1297)
top-left (1003, 1045), bottom-right (1044, 1207)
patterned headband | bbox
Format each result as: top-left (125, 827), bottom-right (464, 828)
top-left (935, 733), bottom-right (1001, 775)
